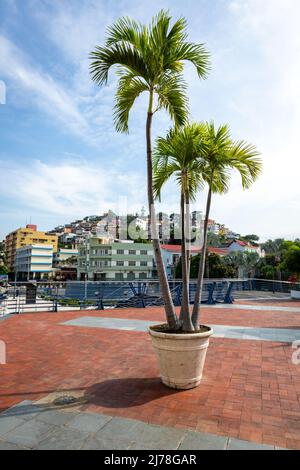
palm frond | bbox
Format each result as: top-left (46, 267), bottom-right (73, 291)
top-left (89, 43), bottom-right (147, 85)
top-left (170, 42), bottom-right (211, 79)
top-left (229, 140), bottom-right (262, 188)
top-left (153, 124), bottom-right (206, 201)
top-left (156, 73), bottom-right (189, 126)
top-left (114, 73), bottom-right (149, 133)
top-left (105, 17), bottom-right (142, 48)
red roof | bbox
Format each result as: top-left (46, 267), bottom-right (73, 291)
top-left (161, 245), bottom-right (228, 256)
top-left (230, 240), bottom-right (258, 250)
top-left (233, 240), bottom-right (247, 246)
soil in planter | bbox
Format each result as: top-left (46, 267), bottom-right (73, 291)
top-left (150, 323), bottom-right (210, 334)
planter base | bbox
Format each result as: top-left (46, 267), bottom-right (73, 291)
top-left (160, 375), bottom-right (202, 390)
top-left (148, 325), bottom-right (213, 390)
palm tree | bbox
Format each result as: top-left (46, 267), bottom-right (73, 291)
top-left (153, 124), bottom-right (205, 331)
top-left (224, 251), bottom-right (259, 277)
top-left (191, 122), bottom-right (262, 328)
top-left (90, 10), bottom-right (210, 330)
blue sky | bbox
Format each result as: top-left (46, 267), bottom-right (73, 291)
top-left (0, 0), bottom-right (300, 241)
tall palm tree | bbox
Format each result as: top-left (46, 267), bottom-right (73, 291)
top-left (90, 10), bottom-right (210, 329)
top-left (153, 124), bottom-right (205, 331)
top-left (191, 122), bottom-right (262, 328)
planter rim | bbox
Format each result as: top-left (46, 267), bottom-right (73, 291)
top-left (148, 324), bottom-right (213, 340)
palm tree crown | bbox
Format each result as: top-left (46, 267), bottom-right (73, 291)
top-left (199, 121), bottom-right (262, 194)
top-left (191, 121), bottom-right (262, 327)
top-left (90, 10), bottom-right (210, 132)
top-left (153, 124), bottom-right (205, 201)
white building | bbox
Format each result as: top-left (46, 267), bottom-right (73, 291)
top-left (228, 240), bottom-right (265, 257)
top-left (15, 244), bottom-right (54, 280)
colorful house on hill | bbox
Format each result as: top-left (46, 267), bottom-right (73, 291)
top-left (228, 240), bottom-right (265, 258)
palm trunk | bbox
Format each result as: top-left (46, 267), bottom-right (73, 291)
top-left (179, 190), bottom-right (194, 331)
top-left (186, 192), bottom-right (191, 279)
top-left (191, 186), bottom-right (212, 328)
top-left (179, 192), bottom-right (191, 322)
top-left (146, 89), bottom-right (179, 330)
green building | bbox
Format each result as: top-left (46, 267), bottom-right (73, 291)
top-left (77, 237), bottom-right (155, 281)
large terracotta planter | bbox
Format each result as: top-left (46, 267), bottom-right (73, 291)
top-left (148, 325), bottom-right (213, 390)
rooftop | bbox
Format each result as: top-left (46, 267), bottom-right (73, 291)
top-left (161, 244), bottom-right (228, 255)
top-left (1, 299), bottom-right (300, 449)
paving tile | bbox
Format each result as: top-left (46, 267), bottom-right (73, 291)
top-left (62, 316), bottom-right (157, 332)
top-left (0, 400), bottom-right (43, 420)
top-left (0, 416), bottom-right (26, 436)
top-left (129, 443), bottom-right (162, 450)
top-left (35, 428), bottom-right (90, 450)
top-left (35, 409), bottom-right (78, 426)
top-left (81, 436), bottom-right (132, 450)
top-left (4, 420), bottom-right (57, 448)
top-left (98, 417), bottom-right (185, 449)
top-left (179, 430), bottom-right (227, 450)
top-left (0, 440), bottom-right (28, 450)
top-left (0, 400), bottom-right (32, 415)
top-left (67, 412), bottom-right (112, 432)
top-left (227, 437), bottom-right (274, 450)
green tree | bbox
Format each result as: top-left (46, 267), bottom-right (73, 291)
top-left (191, 122), bottom-right (262, 328)
top-left (0, 265), bottom-right (8, 275)
top-left (281, 245), bottom-right (300, 279)
top-left (90, 11), bottom-right (210, 330)
top-left (241, 234), bottom-right (259, 246)
top-left (206, 253), bottom-right (233, 278)
top-left (261, 238), bottom-right (284, 255)
top-left (175, 252), bottom-right (236, 279)
top-left (224, 251), bottom-right (259, 278)
top-left (0, 241), bottom-right (5, 262)
top-left (207, 232), bottom-right (223, 247)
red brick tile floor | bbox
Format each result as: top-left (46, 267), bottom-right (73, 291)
top-left (0, 303), bottom-right (300, 449)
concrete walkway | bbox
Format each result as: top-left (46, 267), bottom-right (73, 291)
top-left (207, 303), bottom-right (300, 313)
top-left (0, 400), bottom-right (281, 450)
top-left (63, 316), bottom-right (300, 343)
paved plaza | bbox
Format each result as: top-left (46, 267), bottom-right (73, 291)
top-left (0, 299), bottom-right (300, 449)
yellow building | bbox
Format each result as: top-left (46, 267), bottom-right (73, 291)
top-left (5, 224), bottom-right (58, 272)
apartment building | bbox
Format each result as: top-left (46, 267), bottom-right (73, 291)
top-left (14, 244), bottom-right (54, 280)
top-left (5, 224), bottom-right (58, 272)
top-left (77, 237), bottom-right (154, 281)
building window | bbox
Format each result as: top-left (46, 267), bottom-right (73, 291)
top-left (115, 273), bottom-right (124, 280)
top-left (128, 261), bottom-right (135, 266)
top-left (117, 249), bottom-right (124, 254)
top-left (116, 261), bottom-right (124, 266)
top-left (129, 249), bottom-right (136, 255)
top-left (140, 250), bottom-right (148, 255)
top-left (141, 261), bottom-right (147, 266)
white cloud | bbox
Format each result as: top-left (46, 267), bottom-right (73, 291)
top-left (0, 158), bottom-right (146, 225)
top-left (0, 35), bottom-right (91, 139)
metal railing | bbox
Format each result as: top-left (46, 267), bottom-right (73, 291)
top-left (0, 278), bottom-right (299, 315)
